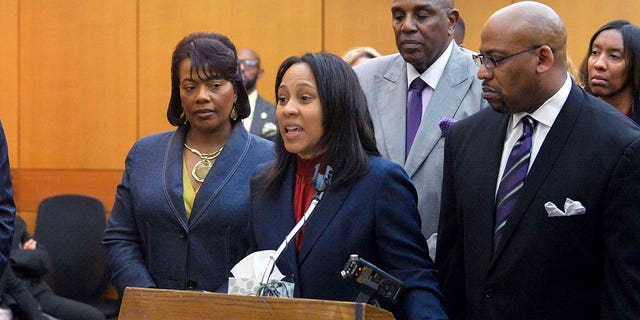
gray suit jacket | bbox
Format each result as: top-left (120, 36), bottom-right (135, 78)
top-left (249, 95), bottom-right (277, 141)
top-left (355, 42), bottom-right (487, 241)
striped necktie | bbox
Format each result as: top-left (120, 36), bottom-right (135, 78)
top-left (494, 116), bottom-right (536, 251)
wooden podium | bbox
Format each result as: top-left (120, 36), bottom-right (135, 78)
top-left (118, 287), bottom-right (394, 320)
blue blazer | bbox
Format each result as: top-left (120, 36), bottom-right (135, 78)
top-left (249, 156), bottom-right (447, 320)
top-left (0, 122), bottom-right (14, 279)
top-left (104, 124), bottom-right (274, 294)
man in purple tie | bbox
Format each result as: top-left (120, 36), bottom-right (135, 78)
top-left (354, 0), bottom-right (486, 256)
top-left (436, 2), bottom-right (640, 319)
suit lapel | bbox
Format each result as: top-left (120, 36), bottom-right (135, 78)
top-left (264, 164), bottom-right (299, 278)
top-left (189, 125), bottom-right (251, 226)
top-left (470, 112), bottom-right (510, 274)
top-left (250, 97), bottom-right (266, 136)
top-left (374, 55), bottom-right (408, 165)
top-left (163, 126), bottom-right (189, 231)
top-left (405, 45), bottom-right (474, 177)
top-left (491, 85), bottom-right (583, 263)
top-left (296, 182), bottom-right (353, 267)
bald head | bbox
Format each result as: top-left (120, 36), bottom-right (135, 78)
top-left (485, 1), bottom-right (567, 67)
top-left (238, 48), bottom-right (260, 64)
top-left (478, 2), bottom-right (569, 114)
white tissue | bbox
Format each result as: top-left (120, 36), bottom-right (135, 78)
top-left (231, 250), bottom-right (286, 281)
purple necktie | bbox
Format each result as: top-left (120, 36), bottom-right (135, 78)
top-left (406, 78), bottom-right (429, 158)
top-left (494, 116), bottom-right (536, 251)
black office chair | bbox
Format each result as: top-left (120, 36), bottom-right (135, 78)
top-left (34, 194), bottom-right (120, 319)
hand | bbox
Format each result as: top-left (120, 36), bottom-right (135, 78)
top-left (20, 239), bottom-right (37, 250)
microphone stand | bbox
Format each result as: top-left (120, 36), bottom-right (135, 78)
top-left (257, 164), bottom-right (333, 296)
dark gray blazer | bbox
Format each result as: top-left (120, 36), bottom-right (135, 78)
top-left (249, 95), bottom-right (277, 140)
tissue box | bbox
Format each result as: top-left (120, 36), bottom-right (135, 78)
top-left (228, 278), bottom-right (294, 298)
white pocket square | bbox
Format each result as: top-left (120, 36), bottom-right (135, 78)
top-left (544, 198), bottom-right (586, 217)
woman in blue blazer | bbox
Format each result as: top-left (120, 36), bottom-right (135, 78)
top-left (249, 53), bottom-right (447, 320)
top-left (103, 32), bottom-right (274, 295)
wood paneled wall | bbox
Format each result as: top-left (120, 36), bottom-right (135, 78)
top-left (2, 0), bottom-right (639, 230)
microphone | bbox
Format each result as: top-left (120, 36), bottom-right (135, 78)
top-left (341, 254), bottom-right (404, 305)
top-left (257, 164), bottom-right (333, 296)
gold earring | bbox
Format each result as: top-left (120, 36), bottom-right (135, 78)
top-left (230, 105), bottom-right (238, 121)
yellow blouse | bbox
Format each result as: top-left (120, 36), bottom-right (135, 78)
top-left (182, 157), bottom-right (197, 220)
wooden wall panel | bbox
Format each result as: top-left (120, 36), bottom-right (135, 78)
top-left (0, 0), bottom-right (19, 167)
top-left (324, 0), bottom-right (397, 58)
top-left (11, 169), bottom-right (122, 212)
top-left (455, 0), bottom-right (511, 53)
top-left (19, 0), bottom-right (137, 170)
top-left (137, 0), bottom-right (323, 138)
top-left (537, 0), bottom-right (640, 70)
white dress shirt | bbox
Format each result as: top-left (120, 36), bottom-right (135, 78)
top-left (243, 89), bottom-right (258, 132)
top-left (495, 74), bottom-right (572, 197)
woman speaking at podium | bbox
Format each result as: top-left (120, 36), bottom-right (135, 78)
top-left (248, 53), bottom-right (447, 320)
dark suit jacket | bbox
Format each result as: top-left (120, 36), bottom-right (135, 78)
top-left (249, 156), bottom-right (447, 320)
top-left (249, 95), bottom-right (277, 140)
top-left (9, 216), bottom-right (50, 297)
top-left (104, 124), bottom-right (274, 294)
top-left (0, 122), bottom-right (15, 279)
top-left (436, 84), bottom-right (640, 319)
top-left (0, 266), bottom-right (45, 320)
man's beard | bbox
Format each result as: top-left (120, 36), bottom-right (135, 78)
top-left (243, 77), bottom-right (257, 93)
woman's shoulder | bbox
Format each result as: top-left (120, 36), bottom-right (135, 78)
top-left (350, 155), bottom-right (411, 186)
top-left (367, 155), bottom-right (406, 174)
top-left (248, 134), bottom-right (275, 151)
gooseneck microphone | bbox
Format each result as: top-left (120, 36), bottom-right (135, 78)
top-left (257, 164), bottom-right (334, 296)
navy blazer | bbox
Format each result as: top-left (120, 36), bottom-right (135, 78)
top-left (104, 124), bottom-right (274, 294)
top-left (249, 156), bottom-right (447, 320)
top-left (0, 122), bottom-right (14, 279)
top-left (437, 84), bottom-right (640, 319)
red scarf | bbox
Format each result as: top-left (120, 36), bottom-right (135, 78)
top-left (293, 156), bottom-right (322, 251)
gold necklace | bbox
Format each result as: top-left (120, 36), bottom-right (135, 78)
top-left (184, 143), bottom-right (224, 183)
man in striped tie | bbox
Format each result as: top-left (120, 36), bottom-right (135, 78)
top-left (436, 1), bottom-right (640, 319)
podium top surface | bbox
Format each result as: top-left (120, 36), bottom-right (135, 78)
top-left (118, 287), bottom-right (394, 320)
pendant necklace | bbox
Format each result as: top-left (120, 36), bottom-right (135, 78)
top-left (184, 143), bottom-right (224, 183)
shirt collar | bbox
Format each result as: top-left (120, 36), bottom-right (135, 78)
top-left (511, 73), bottom-right (572, 129)
top-left (247, 89), bottom-right (258, 111)
top-left (406, 39), bottom-right (454, 90)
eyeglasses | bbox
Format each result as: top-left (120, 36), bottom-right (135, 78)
top-left (238, 59), bottom-right (259, 68)
top-left (473, 45), bottom-right (542, 69)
